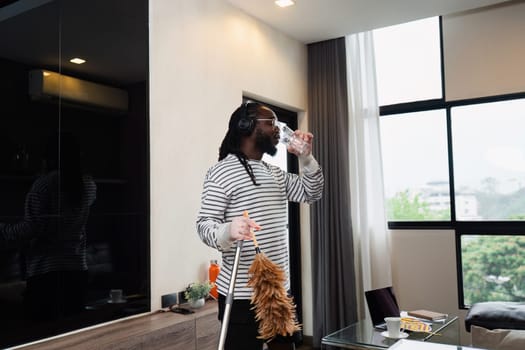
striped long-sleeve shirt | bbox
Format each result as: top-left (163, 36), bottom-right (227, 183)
top-left (196, 153), bottom-right (324, 299)
top-left (0, 171), bottom-right (96, 277)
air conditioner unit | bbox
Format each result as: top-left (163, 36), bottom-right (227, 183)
top-left (28, 69), bottom-right (128, 113)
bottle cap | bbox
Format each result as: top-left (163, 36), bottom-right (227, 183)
top-left (210, 259), bottom-right (218, 264)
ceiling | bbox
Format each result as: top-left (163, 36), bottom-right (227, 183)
top-left (0, 0), bottom-right (511, 87)
top-left (226, 0), bottom-right (511, 44)
top-left (0, 0), bottom-right (147, 86)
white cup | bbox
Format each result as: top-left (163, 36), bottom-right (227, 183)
top-left (277, 121), bottom-right (309, 155)
top-left (384, 316), bottom-right (401, 338)
top-left (109, 289), bottom-right (123, 302)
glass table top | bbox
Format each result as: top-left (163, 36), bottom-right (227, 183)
top-left (322, 316), bottom-right (459, 349)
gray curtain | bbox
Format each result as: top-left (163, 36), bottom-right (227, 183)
top-left (308, 37), bottom-right (358, 348)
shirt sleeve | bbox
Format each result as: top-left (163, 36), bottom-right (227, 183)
top-left (283, 155), bottom-right (324, 203)
top-left (196, 176), bottom-right (234, 252)
top-left (299, 153), bottom-right (320, 173)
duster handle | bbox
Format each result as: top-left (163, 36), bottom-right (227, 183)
top-left (243, 210), bottom-right (260, 249)
top-left (218, 239), bottom-right (244, 350)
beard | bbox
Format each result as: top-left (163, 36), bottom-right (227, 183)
top-left (254, 128), bottom-right (278, 156)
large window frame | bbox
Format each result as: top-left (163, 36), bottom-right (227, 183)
top-left (378, 17), bottom-right (525, 308)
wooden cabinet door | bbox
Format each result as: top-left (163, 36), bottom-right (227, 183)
top-left (196, 312), bottom-right (220, 350)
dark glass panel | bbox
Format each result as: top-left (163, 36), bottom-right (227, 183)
top-left (0, 1), bottom-right (60, 347)
top-left (0, 0), bottom-right (149, 347)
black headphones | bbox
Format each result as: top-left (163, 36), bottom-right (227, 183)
top-left (237, 101), bottom-right (258, 135)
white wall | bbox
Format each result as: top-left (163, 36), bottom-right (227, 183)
top-left (443, 1), bottom-right (525, 100)
top-left (391, 229), bottom-right (469, 341)
top-left (149, 0), bottom-right (314, 334)
top-left (390, 1), bottom-right (525, 345)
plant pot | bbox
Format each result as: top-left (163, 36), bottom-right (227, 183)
top-left (189, 298), bottom-right (205, 309)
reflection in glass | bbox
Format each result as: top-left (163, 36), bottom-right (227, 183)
top-left (0, 0), bottom-right (149, 347)
top-left (380, 110), bottom-right (450, 221)
top-left (1, 132), bottom-right (97, 320)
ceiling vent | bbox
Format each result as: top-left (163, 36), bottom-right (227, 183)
top-left (28, 69), bottom-right (128, 113)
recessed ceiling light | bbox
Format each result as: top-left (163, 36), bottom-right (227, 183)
top-left (70, 57), bottom-right (86, 64)
top-left (275, 0), bottom-right (295, 8)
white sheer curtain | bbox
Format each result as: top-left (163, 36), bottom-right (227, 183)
top-left (345, 32), bottom-right (392, 318)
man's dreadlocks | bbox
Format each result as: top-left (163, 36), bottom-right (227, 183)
top-left (219, 102), bottom-right (261, 186)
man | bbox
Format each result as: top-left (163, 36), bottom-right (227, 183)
top-left (196, 101), bottom-right (324, 350)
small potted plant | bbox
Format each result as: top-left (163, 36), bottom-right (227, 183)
top-left (184, 281), bottom-right (213, 308)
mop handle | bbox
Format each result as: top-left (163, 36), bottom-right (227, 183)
top-left (218, 239), bottom-right (244, 350)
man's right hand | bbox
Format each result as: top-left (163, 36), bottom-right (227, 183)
top-left (229, 216), bottom-right (260, 241)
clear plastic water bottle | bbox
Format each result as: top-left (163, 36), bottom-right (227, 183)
top-left (277, 121), bottom-right (310, 155)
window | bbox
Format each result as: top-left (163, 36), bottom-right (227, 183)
top-left (374, 17), bottom-right (447, 224)
top-left (380, 110), bottom-right (449, 221)
top-left (373, 16), bottom-right (525, 308)
top-left (374, 16), bottom-right (442, 105)
top-left (452, 99), bottom-right (525, 221)
top-left (459, 234), bottom-right (525, 306)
